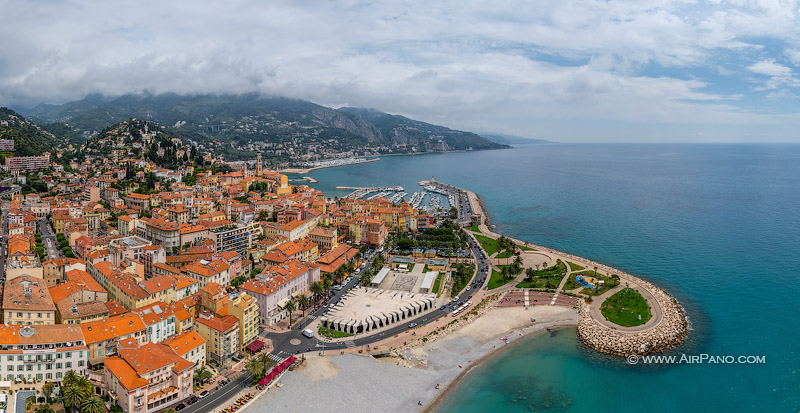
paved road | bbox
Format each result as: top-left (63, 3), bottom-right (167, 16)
top-left (37, 219), bottom-right (61, 260)
top-left (183, 242), bottom-right (491, 413)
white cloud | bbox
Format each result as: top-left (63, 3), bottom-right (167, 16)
top-left (0, 0), bottom-right (800, 141)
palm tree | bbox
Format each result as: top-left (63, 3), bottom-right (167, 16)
top-left (81, 397), bottom-right (105, 413)
top-left (284, 299), bottom-right (297, 326)
top-left (260, 353), bottom-right (275, 372)
top-left (34, 404), bottom-right (55, 413)
top-left (297, 294), bottom-right (309, 317)
top-left (62, 385), bottom-right (85, 411)
top-left (194, 366), bottom-right (213, 385)
top-left (75, 375), bottom-right (93, 397)
top-left (162, 409), bottom-right (177, 413)
top-left (245, 357), bottom-right (265, 378)
top-left (525, 268), bottom-right (535, 281)
top-left (321, 276), bottom-right (332, 294)
top-left (63, 370), bottom-right (78, 388)
top-left (359, 269), bottom-right (374, 286)
top-left (501, 266), bottom-right (510, 283)
top-left (310, 281), bottom-right (324, 305)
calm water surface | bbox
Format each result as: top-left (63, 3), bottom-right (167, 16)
top-left (305, 144), bottom-right (800, 412)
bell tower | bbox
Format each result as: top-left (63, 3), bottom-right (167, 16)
top-left (256, 152), bottom-right (263, 177)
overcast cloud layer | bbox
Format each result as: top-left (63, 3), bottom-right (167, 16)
top-left (2, 0), bottom-right (800, 142)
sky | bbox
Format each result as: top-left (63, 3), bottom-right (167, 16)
top-left (2, 0), bottom-right (800, 142)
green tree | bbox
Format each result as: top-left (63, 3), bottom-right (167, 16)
top-left (41, 382), bottom-right (54, 403)
top-left (62, 386), bottom-right (85, 411)
top-left (63, 370), bottom-right (78, 387)
top-left (310, 281), bottom-right (325, 305)
top-left (81, 397), bottom-right (105, 413)
top-left (297, 294), bottom-right (309, 317)
top-left (284, 299), bottom-right (297, 326)
top-left (75, 375), bottom-right (93, 396)
top-left (246, 357), bottom-right (265, 379)
top-left (34, 404), bottom-right (55, 413)
top-left (359, 269), bottom-right (374, 286)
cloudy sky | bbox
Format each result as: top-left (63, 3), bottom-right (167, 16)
top-left (2, 0), bottom-right (800, 142)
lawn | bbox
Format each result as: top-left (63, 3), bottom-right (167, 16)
top-left (432, 273), bottom-right (444, 294)
top-left (318, 327), bottom-right (353, 338)
top-left (407, 263), bottom-right (416, 271)
top-left (515, 275), bottom-right (562, 289)
top-left (601, 288), bottom-right (651, 326)
top-left (532, 259), bottom-right (567, 278)
top-left (488, 269), bottom-right (515, 290)
top-left (474, 234), bottom-right (501, 256)
top-left (465, 225), bottom-right (481, 232)
top-left (567, 261), bottom-right (584, 272)
top-left (518, 244), bottom-right (536, 251)
top-left (496, 250), bottom-right (513, 259)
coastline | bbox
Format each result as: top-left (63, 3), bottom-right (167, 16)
top-left (279, 157), bottom-right (380, 174)
top-left (424, 324), bottom-right (575, 413)
top-left (245, 306), bottom-right (578, 412)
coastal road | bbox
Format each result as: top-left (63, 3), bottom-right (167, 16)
top-left (183, 242), bottom-right (491, 413)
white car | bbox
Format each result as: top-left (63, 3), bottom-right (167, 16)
top-left (452, 296), bottom-right (460, 302)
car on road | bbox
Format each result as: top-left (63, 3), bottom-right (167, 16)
top-left (465, 286), bottom-right (471, 291)
top-left (175, 404), bottom-right (186, 411)
top-left (439, 305), bottom-right (447, 310)
top-left (198, 391), bottom-right (210, 399)
top-left (408, 323), bottom-right (418, 328)
top-left (187, 396), bottom-right (199, 404)
top-left (452, 296), bottom-right (459, 302)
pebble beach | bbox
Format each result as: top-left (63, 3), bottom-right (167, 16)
top-left (245, 306), bottom-right (578, 412)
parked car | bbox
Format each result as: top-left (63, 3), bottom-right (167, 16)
top-left (175, 404), bottom-right (186, 411)
top-left (408, 322), bottom-right (418, 328)
top-left (439, 305), bottom-right (447, 310)
top-left (198, 391), bottom-right (210, 399)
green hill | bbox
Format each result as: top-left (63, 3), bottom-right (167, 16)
top-left (21, 93), bottom-right (507, 154)
top-left (0, 107), bottom-right (60, 156)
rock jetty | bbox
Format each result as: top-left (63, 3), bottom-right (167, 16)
top-left (576, 276), bottom-right (688, 356)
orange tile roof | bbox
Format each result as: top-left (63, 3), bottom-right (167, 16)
top-left (65, 269), bottom-right (107, 294)
top-left (105, 300), bottom-right (128, 316)
top-left (196, 313), bottom-right (238, 333)
top-left (140, 275), bottom-right (175, 295)
top-left (182, 260), bottom-right (229, 279)
top-left (0, 324), bottom-right (85, 345)
top-left (163, 330), bottom-right (205, 356)
top-left (80, 312), bottom-right (145, 345)
top-left (104, 355), bottom-right (151, 390)
top-left (133, 301), bottom-right (176, 326)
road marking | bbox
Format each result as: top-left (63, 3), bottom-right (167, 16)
top-left (345, 340), bottom-right (356, 348)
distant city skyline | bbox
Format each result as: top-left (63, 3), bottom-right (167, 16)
top-left (2, 1), bottom-right (800, 142)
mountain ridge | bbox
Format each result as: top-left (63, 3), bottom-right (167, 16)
top-left (21, 94), bottom-right (508, 156)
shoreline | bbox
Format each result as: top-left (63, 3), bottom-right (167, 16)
top-left (424, 323), bottom-right (575, 413)
top-left (279, 157), bottom-right (380, 174)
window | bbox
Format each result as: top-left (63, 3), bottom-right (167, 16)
top-left (64, 362), bottom-right (70, 369)
top-left (6, 356), bottom-right (11, 361)
top-left (5, 366), bottom-right (11, 371)
top-left (16, 312), bottom-right (22, 318)
top-left (78, 360), bottom-right (84, 367)
top-left (26, 365), bottom-right (32, 371)
top-left (38, 313), bottom-right (42, 318)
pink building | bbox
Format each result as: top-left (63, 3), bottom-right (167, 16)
top-left (104, 339), bottom-right (195, 413)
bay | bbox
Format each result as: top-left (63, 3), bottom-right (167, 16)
top-left (304, 143), bottom-right (800, 412)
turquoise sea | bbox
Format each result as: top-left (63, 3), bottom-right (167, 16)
top-left (302, 144), bottom-right (800, 412)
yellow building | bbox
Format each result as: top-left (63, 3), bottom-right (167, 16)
top-left (2, 275), bottom-right (57, 325)
top-left (224, 292), bottom-right (260, 352)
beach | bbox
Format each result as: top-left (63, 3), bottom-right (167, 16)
top-left (245, 305), bottom-right (577, 412)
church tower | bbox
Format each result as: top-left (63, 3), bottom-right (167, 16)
top-left (256, 152), bottom-right (263, 177)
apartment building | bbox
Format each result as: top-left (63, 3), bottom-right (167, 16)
top-left (195, 312), bottom-right (239, 364)
top-left (239, 260), bottom-right (320, 325)
top-left (0, 324), bottom-right (88, 384)
top-left (104, 341), bottom-right (194, 413)
top-left (136, 218), bottom-right (180, 249)
top-left (2, 275), bottom-right (57, 325)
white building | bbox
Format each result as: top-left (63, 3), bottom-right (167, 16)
top-left (0, 324), bottom-right (88, 384)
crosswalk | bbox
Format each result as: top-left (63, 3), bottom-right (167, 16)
top-left (272, 351), bottom-right (292, 364)
top-left (344, 340), bottom-right (356, 348)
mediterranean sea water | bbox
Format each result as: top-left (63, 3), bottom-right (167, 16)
top-left (305, 143), bottom-right (800, 412)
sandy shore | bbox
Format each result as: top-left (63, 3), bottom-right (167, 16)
top-left (245, 305), bottom-right (577, 412)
